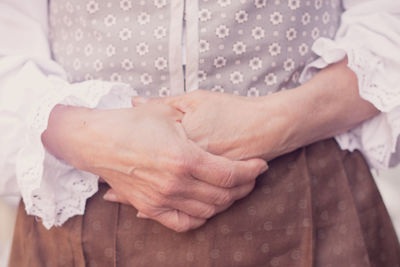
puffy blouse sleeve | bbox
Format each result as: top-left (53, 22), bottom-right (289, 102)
top-left (300, 0), bottom-right (400, 169)
top-left (0, 0), bottom-right (136, 228)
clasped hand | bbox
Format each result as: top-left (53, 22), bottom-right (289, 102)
top-left (102, 60), bottom-right (373, 231)
top-left (44, 61), bottom-right (371, 232)
top-left (43, 101), bottom-right (267, 232)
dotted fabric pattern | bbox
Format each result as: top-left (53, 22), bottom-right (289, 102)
top-left (49, 0), bottom-right (172, 97)
top-left (48, 0), bottom-right (343, 97)
top-left (198, 0), bottom-right (342, 96)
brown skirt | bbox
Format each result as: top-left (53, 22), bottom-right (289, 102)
top-left (9, 139), bottom-right (400, 267)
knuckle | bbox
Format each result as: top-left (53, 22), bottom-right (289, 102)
top-left (159, 181), bottom-right (180, 196)
top-left (170, 153), bottom-right (190, 175)
top-left (175, 161), bottom-right (189, 175)
top-left (151, 193), bottom-right (169, 207)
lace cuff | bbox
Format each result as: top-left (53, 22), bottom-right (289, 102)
top-left (300, 37), bottom-right (400, 169)
top-left (16, 77), bottom-right (137, 229)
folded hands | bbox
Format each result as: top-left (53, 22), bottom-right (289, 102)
top-left (42, 59), bottom-right (378, 231)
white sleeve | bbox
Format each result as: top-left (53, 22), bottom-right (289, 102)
top-left (300, 0), bottom-right (400, 170)
top-left (0, 0), bottom-right (137, 228)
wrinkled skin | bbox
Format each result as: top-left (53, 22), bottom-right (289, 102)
top-left (132, 90), bottom-right (286, 161)
top-left (42, 103), bottom-right (267, 232)
top-left (103, 59), bottom-right (380, 231)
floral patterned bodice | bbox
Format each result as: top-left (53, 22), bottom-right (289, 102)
top-left (49, 0), bottom-right (343, 97)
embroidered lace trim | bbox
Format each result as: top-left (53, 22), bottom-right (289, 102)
top-left (301, 39), bottom-right (400, 169)
top-left (16, 78), bottom-right (135, 228)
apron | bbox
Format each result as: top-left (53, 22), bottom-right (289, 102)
top-left (9, 140), bottom-right (400, 266)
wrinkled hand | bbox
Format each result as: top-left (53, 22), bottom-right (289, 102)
top-left (132, 90), bottom-right (280, 161)
top-left (43, 103), bottom-right (267, 232)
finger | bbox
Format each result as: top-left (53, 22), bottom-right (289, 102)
top-left (100, 170), bottom-right (206, 232)
top-left (215, 201), bottom-right (235, 214)
top-left (107, 169), bottom-right (213, 220)
top-left (109, 169), bottom-right (221, 220)
top-left (226, 181), bottom-right (256, 202)
top-left (152, 209), bottom-right (206, 232)
top-left (103, 188), bottom-right (131, 205)
top-left (101, 170), bottom-right (157, 209)
top-left (132, 95), bottom-right (187, 113)
top-left (148, 103), bottom-right (184, 122)
top-left (123, 173), bottom-right (216, 220)
top-left (132, 167), bottom-right (254, 206)
top-left (137, 211), bottom-right (150, 219)
top-left (164, 105), bottom-right (184, 122)
top-left (132, 96), bottom-right (169, 106)
top-left (182, 179), bottom-right (256, 206)
top-left (190, 146), bottom-right (268, 188)
top-left (212, 183), bottom-right (256, 215)
top-left (168, 198), bottom-right (217, 219)
top-left (112, 188), bottom-right (206, 232)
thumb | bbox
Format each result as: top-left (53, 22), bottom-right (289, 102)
top-left (132, 95), bottom-right (188, 113)
top-left (103, 189), bottom-right (130, 205)
top-left (131, 96), bottom-right (171, 106)
top-left (136, 211), bottom-right (150, 219)
top-left (190, 145), bottom-right (268, 188)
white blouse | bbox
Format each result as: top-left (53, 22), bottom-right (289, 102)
top-left (0, 0), bottom-right (399, 229)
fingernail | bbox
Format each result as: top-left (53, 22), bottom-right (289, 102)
top-left (259, 163), bottom-right (268, 174)
top-left (103, 192), bottom-right (117, 201)
top-left (136, 212), bottom-right (149, 219)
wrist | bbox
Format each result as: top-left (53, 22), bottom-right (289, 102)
top-left (258, 59), bottom-right (380, 161)
top-left (256, 91), bottom-right (302, 160)
top-left (257, 80), bottom-right (350, 160)
top-left (41, 104), bottom-right (96, 170)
